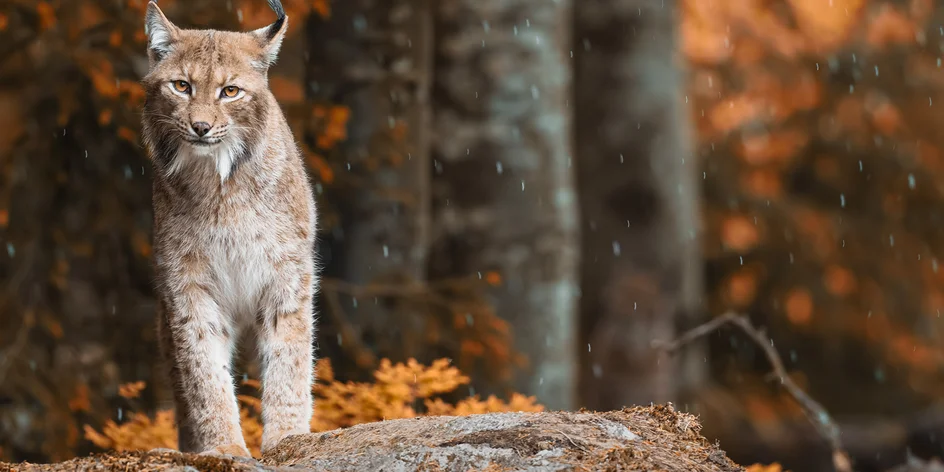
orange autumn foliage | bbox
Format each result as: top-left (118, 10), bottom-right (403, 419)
top-left (721, 215), bottom-right (760, 252)
top-left (118, 381), bottom-right (146, 400)
top-left (68, 384), bottom-right (91, 413)
top-left (313, 105), bottom-right (350, 150)
top-left (725, 270), bottom-right (759, 307)
top-left (84, 358), bottom-right (542, 458)
top-left (746, 463), bottom-right (789, 472)
top-left (823, 265), bottom-right (857, 297)
top-left (484, 271), bottom-right (502, 286)
top-left (84, 410), bottom-right (178, 453)
top-left (785, 288), bottom-right (813, 326)
top-left (269, 75), bottom-right (305, 105)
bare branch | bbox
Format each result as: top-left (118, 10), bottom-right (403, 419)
top-left (652, 312), bottom-right (853, 472)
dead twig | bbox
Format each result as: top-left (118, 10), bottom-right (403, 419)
top-left (652, 311), bottom-right (853, 472)
top-left (553, 429), bottom-right (588, 452)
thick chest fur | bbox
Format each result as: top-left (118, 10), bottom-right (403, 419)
top-left (204, 220), bottom-right (279, 320)
top-left (153, 158), bottom-right (316, 325)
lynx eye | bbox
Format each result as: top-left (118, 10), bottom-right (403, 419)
top-left (172, 80), bottom-right (191, 94)
top-left (221, 86), bottom-right (240, 98)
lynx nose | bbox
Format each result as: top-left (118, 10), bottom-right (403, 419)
top-left (192, 121), bottom-right (211, 137)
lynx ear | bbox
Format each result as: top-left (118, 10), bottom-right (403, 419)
top-left (251, 1), bottom-right (288, 69)
top-left (145, 1), bottom-right (179, 65)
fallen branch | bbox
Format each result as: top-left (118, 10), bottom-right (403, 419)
top-left (652, 311), bottom-right (853, 472)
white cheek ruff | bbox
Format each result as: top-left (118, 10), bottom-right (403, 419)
top-left (215, 139), bottom-right (239, 181)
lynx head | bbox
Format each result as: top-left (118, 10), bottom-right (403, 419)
top-left (141, 0), bottom-right (288, 181)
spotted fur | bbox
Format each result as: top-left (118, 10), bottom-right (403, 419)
top-left (141, 0), bottom-right (317, 457)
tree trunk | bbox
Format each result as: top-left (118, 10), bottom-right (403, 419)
top-left (574, 0), bottom-right (703, 409)
top-left (307, 0), bottom-right (432, 285)
top-left (430, 0), bottom-right (580, 409)
top-left (305, 0), bottom-right (433, 367)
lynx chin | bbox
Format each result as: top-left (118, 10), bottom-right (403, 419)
top-left (141, 0), bottom-right (317, 457)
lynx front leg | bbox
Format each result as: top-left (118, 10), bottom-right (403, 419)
top-left (258, 285), bottom-right (315, 454)
top-left (157, 304), bottom-right (196, 452)
top-left (162, 290), bottom-right (248, 456)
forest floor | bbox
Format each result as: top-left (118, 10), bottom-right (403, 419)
top-left (3, 404), bottom-right (745, 471)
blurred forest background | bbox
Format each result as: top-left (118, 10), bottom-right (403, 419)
top-left (2, 0), bottom-right (944, 470)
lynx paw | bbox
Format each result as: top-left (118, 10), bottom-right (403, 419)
top-left (199, 443), bottom-right (252, 458)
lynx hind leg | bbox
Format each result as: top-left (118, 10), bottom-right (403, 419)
top-left (258, 289), bottom-right (315, 453)
top-left (160, 294), bottom-right (250, 457)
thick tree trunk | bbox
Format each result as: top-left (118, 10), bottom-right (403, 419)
top-left (307, 0), bottom-right (432, 285)
top-left (574, 0), bottom-right (703, 409)
top-left (304, 0), bottom-right (433, 367)
top-left (430, 0), bottom-right (580, 409)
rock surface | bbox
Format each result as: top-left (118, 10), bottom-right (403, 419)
top-left (4, 405), bottom-right (744, 471)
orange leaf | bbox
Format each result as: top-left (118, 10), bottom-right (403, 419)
top-left (461, 340), bottom-right (485, 357)
top-left (721, 216), bottom-right (760, 252)
top-left (132, 230), bottom-right (152, 258)
top-left (787, 0), bottom-right (864, 52)
top-left (36, 1), bottom-right (56, 31)
top-left (824, 265), bottom-right (856, 296)
top-left (746, 463), bottom-right (785, 472)
top-left (312, 0), bottom-right (330, 18)
top-left (484, 271), bottom-right (502, 286)
top-left (109, 30), bottom-right (122, 47)
top-left (785, 288), bottom-right (813, 326)
top-left (741, 170), bottom-right (782, 198)
top-left (121, 82), bottom-right (146, 106)
top-left (77, 2), bottom-right (106, 30)
top-left (118, 127), bottom-right (138, 144)
top-left (739, 130), bottom-right (807, 166)
top-left (868, 100), bottom-right (902, 135)
top-left (269, 75), bottom-right (304, 105)
top-left (119, 381), bottom-right (146, 399)
top-left (85, 59), bottom-right (119, 99)
top-left (44, 316), bottom-right (64, 339)
top-left (710, 96), bottom-right (764, 134)
top-left (725, 270), bottom-right (758, 307)
top-left (99, 109), bottom-right (113, 126)
top-left (69, 383), bottom-right (91, 412)
top-left (867, 5), bottom-right (917, 48)
top-left (305, 153), bottom-right (334, 184)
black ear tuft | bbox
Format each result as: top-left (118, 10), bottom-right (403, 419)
top-left (267, 0), bottom-right (285, 19)
top-left (264, 16), bottom-right (285, 41)
top-left (250, 2), bottom-right (289, 68)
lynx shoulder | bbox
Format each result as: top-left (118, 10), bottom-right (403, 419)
top-left (141, 0), bottom-right (317, 457)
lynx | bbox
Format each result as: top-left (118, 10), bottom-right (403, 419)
top-left (141, 0), bottom-right (317, 457)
